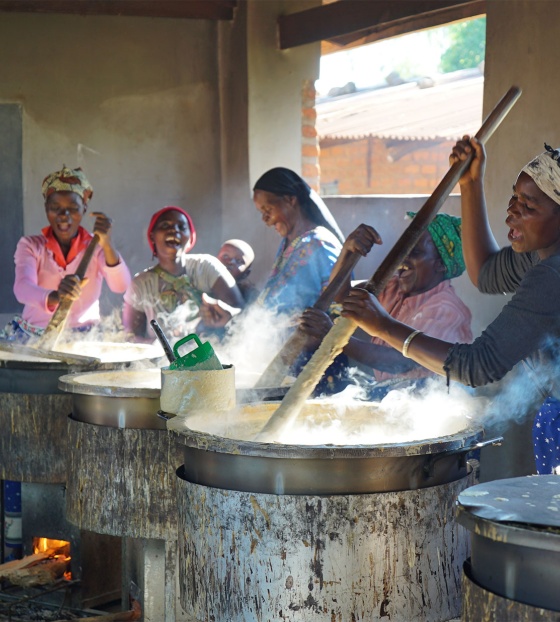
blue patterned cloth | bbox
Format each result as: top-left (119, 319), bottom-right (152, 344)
top-left (257, 226), bottom-right (341, 316)
top-left (533, 396), bottom-right (560, 474)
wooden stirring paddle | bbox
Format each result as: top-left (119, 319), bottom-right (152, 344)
top-left (254, 85), bottom-right (522, 443)
top-left (34, 234), bottom-right (100, 353)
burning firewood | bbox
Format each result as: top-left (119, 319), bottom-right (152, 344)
top-left (0, 551), bottom-right (51, 575)
top-left (0, 557), bottom-right (68, 588)
top-left (0, 545), bottom-right (70, 588)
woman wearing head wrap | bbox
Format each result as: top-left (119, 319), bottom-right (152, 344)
top-left (300, 216), bottom-right (472, 385)
top-left (4, 165), bottom-right (131, 340)
top-left (253, 167), bottom-right (344, 315)
top-left (217, 238), bottom-right (257, 303)
top-left (340, 138), bottom-right (560, 474)
top-left (123, 206), bottom-right (244, 341)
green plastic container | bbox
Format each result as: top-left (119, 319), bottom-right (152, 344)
top-left (169, 334), bottom-right (222, 371)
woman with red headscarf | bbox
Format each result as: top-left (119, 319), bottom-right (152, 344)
top-left (123, 206), bottom-right (244, 341)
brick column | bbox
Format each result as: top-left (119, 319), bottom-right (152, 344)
top-left (301, 79), bottom-right (320, 191)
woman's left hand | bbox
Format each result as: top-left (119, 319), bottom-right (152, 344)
top-left (90, 211), bottom-right (121, 266)
top-left (199, 293), bottom-right (239, 328)
top-left (342, 223), bottom-right (383, 256)
top-left (299, 308), bottom-right (334, 349)
top-left (341, 287), bottom-right (391, 337)
top-left (90, 211), bottom-right (113, 246)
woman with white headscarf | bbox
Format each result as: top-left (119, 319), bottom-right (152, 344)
top-left (340, 138), bottom-right (560, 474)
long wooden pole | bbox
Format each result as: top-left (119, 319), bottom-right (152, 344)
top-left (254, 85), bottom-right (522, 443)
top-left (35, 234), bottom-right (100, 352)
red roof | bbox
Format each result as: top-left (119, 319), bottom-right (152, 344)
top-left (316, 72), bottom-right (484, 141)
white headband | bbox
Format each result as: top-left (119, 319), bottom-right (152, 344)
top-left (522, 145), bottom-right (560, 205)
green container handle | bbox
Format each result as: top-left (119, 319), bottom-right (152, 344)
top-left (171, 333), bottom-right (216, 369)
top-left (173, 333), bottom-right (203, 360)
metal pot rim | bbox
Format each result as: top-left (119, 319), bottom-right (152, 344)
top-left (59, 371), bottom-right (162, 398)
top-left (456, 505), bottom-right (560, 552)
top-left (169, 419), bottom-right (485, 459)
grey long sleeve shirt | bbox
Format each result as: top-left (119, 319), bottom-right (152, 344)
top-left (444, 247), bottom-right (560, 395)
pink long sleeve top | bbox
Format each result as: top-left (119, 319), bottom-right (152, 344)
top-left (14, 227), bottom-right (131, 329)
top-left (372, 277), bottom-right (473, 383)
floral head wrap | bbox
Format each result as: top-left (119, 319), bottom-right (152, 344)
top-left (147, 206), bottom-right (196, 255)
top-left (407, 212), bottom-right (465, 280)
top-left (521, 143), bottom-right (560, 206)
top-left (253, 167), bottom-right (344, 243)
top-left (41, 166), bottom-right (93, 203)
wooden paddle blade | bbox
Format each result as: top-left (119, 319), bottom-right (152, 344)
top-left (34, 296), bottom-right (75, 351)
top-left (254, 328), bottom-right (307, 389)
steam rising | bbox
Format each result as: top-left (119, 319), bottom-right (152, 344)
top-left (277, 377), bottom-right (488, 445)
top-left (212, 305), bottom-right (294, 386)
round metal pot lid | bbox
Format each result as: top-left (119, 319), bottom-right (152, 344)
top-left (0, 355), bottom-right (72, 370)
top-left (59, 368), bottom-right (162, 398)
top-left (168, 400), bottom-right (485, 460)
top-left (457, 475), bottom-right (560, 551)
top-left (0, 341), bottom-right (164, 369)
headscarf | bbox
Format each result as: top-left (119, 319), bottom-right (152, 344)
top-left (222, 239), bottom-right (255, 268)
top-left (407, 212), bottom-right (465, 280)
top-left (253, 167), bottom-right (344, 243)
top-left (522, 144), bottom-right (560, 206)
top-left (42, 166), bottom-right (93, 203)
top-left (147, 206), bottom-right (196, 255)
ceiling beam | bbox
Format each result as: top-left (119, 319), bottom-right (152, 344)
top-left (0, 0), bottom-right (237, 20)
top-left (278, 0), bottom-right (486, 51)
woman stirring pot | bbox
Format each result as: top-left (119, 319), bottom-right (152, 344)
top-left (340, 138), bottom-right (560, 474)
top-left (3, 166), bottom-right (130, 341)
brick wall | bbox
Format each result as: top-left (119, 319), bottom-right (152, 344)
top-left (301, 79), bottom-right (320, 191)
top-left (319, 136), bottom-right (457, 195)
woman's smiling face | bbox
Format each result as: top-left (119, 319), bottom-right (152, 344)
top-left (45, 191), bottom-right (86, 245)
top-left (396, 230), bottom-right (446, 295)
top-left (150, 210), bottom-right (191, 259)
top-left (507, 171), bottom-right (560, 259)
top-left (253, 189), bottom-right (298, 240)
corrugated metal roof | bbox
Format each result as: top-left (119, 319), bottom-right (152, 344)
top-left (316, 73), bottom-right (484, 141)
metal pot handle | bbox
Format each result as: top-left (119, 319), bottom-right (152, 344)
top-left (423, 436), bottom-right (503, 480)
top-left (157, 410), bottom-right (174, 421)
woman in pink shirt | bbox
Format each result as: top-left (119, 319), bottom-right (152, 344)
top-left (5, 166), bottom-right (131, 341)
top-left (300, 215), bottom-right (472, 388)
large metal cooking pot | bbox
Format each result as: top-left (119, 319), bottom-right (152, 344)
top-left (169, 400), bottom-right (493, 494)
top-left (0, 342), bottom-right (163, 393)
top-left (457, 475), bottom-right (560, 613)
top-left (58, 367), bottom-right (289, 428)
top-left (0, 342), bottom-right (163, 482)
top-left (59, 368), bottom-right (163, 429)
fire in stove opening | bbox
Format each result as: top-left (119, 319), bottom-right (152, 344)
top-left (32, 537), bottom-right (72, 580)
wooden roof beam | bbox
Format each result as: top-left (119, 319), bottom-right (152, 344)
top-left (0, 0), bottom-right (238, 20)
top-left (278, 0), bottom-right (486, 51)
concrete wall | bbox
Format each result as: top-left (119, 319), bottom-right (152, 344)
top-left (0, 12), bottom-right (223, 315)
top-left (243, 0), bottom-right (322, 286)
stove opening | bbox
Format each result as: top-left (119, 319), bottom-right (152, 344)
top-left (32, 537), bottom-right (71, 580)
